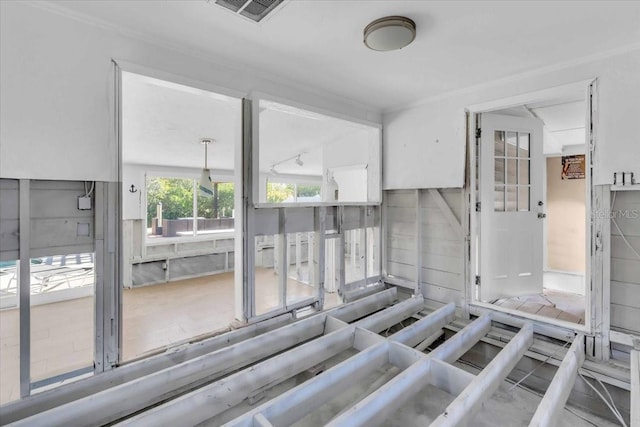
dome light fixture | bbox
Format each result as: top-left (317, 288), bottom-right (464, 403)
top-left (364, 16), bottom-right (416, 51)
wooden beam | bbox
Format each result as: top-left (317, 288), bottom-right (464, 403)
top-left (415, 190), bottom-right (423, 293)
top-left (430, 323), bottom-right (533, 427)
top-left (19, 179), bottom-right (31, 398)
top-left (428, 189), bottom-right (463, 240)
top-left (529, 335), bottom-right (585, 427)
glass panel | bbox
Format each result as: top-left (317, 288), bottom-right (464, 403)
top-left (518, 186), bottom-right (530, 211)
top-left (519, 159), bottom-right (530, 185)
top-left (366, 226), bottom-right (381, 276)
top-left (197, 182), bottom-right (235, 234)
top-left (506, 186), bottom-right (517, 212)
top-left (30, 253), bottom-right (95, 383)
top-left (296, 184), bottom-right (322, 203)
top-left (0, 259), bottom-right (19, 404)
top-left (494, 131), bottom-right (505, 156)
top-left (285, 232), bottom-right (315, 305)
top-left (494, 186), bottom-right (505, 212)
top-left (494, 158), bottom-right (505, 185)
top-left (266, 182), bottom-right (295, 203)
top-left (519, 132), bottom-right (530, 158)
top-left (258, 99), bottom-right (380, 204)
top-left (506, 159), bottom-right (517, 185)
top-left (345, 229), bottom-right (365, 284)
top-left (506, 131), bottom-right (518, 157)
top-left (255, 234), bottom-right (283, 315)
top-left (0, 261), bottom-right (18, 310)
top-left (146, 177), bottom-right (195, 238)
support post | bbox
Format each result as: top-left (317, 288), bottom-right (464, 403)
top-left (18, 179), bottom-right (30, 398)
top-left (415, 189), bottom-right (422, 294)
top-left (632, 339), bottom-right (640, 427)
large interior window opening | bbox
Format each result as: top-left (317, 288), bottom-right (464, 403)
top-left (121, 71), bottom-right (242, 360)
top-left (247, 95), bottom-right (382, 320)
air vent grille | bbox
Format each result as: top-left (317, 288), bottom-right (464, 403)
top-left (212, 0), bottom-right (285, 22)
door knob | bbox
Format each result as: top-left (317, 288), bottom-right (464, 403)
top-left (538, 213), bottom-right (547, 219)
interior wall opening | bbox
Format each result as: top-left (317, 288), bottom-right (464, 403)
top-left (472, 85), bottom-right (590, 327)
top-left (120, 71), bottom-right (242, 361)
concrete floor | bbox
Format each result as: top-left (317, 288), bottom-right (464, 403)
top-left (0, 269), bottom-right (341, 405)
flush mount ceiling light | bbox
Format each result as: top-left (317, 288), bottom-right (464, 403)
top-left (364, 16), bottom-right (416, 51)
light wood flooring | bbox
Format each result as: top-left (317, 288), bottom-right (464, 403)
top-left (0, 269), bottom-right (340, 405)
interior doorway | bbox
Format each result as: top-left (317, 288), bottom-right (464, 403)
top-left (470, 82), bottom-right (592, 327)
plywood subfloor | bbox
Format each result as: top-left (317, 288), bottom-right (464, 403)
top-left (0, 269), bottom-right (340, 405)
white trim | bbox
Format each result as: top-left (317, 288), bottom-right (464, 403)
top-left (466, 79), bottom-right (594, 114)
top-left (114, 60), bottom-right (246, 101)
top-left (250, 91), bottom-right (382, 129)
top-left (250, 92), bottom-right (382, 207)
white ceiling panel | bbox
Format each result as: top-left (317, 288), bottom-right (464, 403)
top-left (43, 1), bottom-right (640, 111)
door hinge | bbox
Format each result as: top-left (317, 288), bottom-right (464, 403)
top-left (475, 275), bottom-right (481, 286)
top-left (475, 202), bottom-right (481, 212)
top-left (475, 128), bottom-right (481, 139)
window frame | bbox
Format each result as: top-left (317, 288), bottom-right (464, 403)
top-left (143, 171), bottom-right (236, 245)
top-left (250, 92), bottom-right (383, 208)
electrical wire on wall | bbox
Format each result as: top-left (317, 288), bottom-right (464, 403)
top-left (84, 181), bottom-right (95, 198)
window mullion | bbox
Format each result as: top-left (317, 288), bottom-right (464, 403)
top-left (193, 179), bottom-right (198, 236)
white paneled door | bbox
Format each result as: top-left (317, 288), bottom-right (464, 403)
top-left (480, 114), bottom-right (544, 301)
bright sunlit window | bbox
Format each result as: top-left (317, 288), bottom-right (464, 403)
top-left (146, 176), bottom-right (235, 239)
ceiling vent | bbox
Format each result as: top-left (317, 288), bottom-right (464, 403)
top-left (208, 0), bottom-right (285, 23)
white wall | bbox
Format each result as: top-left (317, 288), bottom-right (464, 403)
top-left (0, 2), bottom-right (381, 182)
top-left (383, 48), bottom-right (640, 189)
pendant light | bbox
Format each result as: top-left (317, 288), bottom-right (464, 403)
top-left (199, 138), bottom-right (215, 197)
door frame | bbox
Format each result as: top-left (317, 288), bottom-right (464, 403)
top-left (466, 79), bottom-right (596, 334)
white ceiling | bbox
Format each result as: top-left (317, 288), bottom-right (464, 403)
top-left (122, 71), bottom-right (240, 170)
top-left (122, 72), bottom-right (374, 171)
top-left (43, 1), bottom-right (640, 112)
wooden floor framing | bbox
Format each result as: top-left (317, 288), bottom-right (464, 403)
top-left (0, 287), bottom-right (632, 427)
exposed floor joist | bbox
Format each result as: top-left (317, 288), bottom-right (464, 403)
top-left (529, 335), bottom-right (585, 427)
top-left (3, 287), bottom-right (626, 427)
